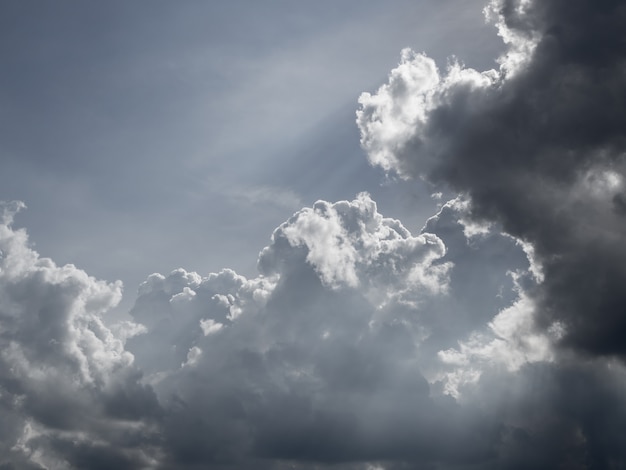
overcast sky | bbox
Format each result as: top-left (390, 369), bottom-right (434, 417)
top-left (2, 0), bottom-right (626, 468)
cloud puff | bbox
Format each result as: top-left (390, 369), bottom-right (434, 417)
top-left (423, 201), bottom-right (626, 469)
top-left (129, 193), bottom-right (456, 380)
top-left (357, 0), bottom-right (626, 357)
top-left (0, 202), bottom-right (159, 469)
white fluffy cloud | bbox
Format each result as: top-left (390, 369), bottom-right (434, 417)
top-left (3, 0), bottom-right (626, 467)
top-left (259, 193), bottom-right (451, 293)
top-left (356, 48), bottom-right (500, 179)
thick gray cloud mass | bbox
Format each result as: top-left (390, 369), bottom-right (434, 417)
top-left (4, 0), bottom-right (626, 467)
top-left (3, 190), bottom-right (626, 468)
top-left (0, 202), bottom-right (160, 469)
top-left (358, 0), bottom-right (626, 357)
top-left (127, 194), bottom-right (486, 468)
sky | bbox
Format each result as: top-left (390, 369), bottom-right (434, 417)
top-left (1, 0), bottom-right (626, 469)
top-left (1, 0), bottom-right (500, 316)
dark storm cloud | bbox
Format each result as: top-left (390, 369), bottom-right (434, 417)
top-left (4, 1), bottom-right (626, 465)
top-left (358, 0), bottom-right (626, 356)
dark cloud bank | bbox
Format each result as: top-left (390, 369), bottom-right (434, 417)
top-left (2, 0), bottom-right (626, 468)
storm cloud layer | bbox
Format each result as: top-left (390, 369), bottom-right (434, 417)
top-left (357, 0), bottom-right (626, 356)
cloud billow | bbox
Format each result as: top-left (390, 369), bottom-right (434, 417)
top-left (124, 193), bottom-right (626, 469)
top-left (0, 202), bottom-right (160, 469)
top-left (357, 0), bottom-right (626, 357)
top-left (4, 0), bottom-right (626, 467)
top-left (3, 188), bottom-right (626, 468)
top-left (127, 194), bottom-right (495, 467)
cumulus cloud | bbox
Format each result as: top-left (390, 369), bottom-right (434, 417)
top-left (4, 0), bottom-right (626, 467)
top-left (127, 190), bottom-right (626, 468)
top-left (357, 0), bottom-right (626, 357)
top-left (4, 188), bottom-right (626, 468)
top-left (125, 194), bottom-right (508, 468)
top-left (353, 0), bottom-right (626, 466)
top-left (128, 192), bottom-right (623, 468)
top-left (0, 202), bottom-right (160, 469)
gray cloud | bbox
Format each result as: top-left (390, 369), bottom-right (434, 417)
top-left (5, 190), bottom-right (626, 468)
top-left (4, 3), bottom-right (626, 464)
top-left (0, 202), bottom-right (160, 469)
top-left (127, 194), bottom-right (482, 467)
top-left (357, 0), bottom-right (626, 357)
top-left (124, 194), bottom-right (575, 468)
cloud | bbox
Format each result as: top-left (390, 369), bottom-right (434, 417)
top-left (124, 193), bottom-right (536, 468)
top-left (129, 192), bottom-right (624, 468)
top-left (4, 189), bottom-right (626, 468)
top-left (357, 0), bottom-right (626, 357)
top-left (0, 202), bottom-right (159, 469)
top-left (3, 1), bottom-right (626, 466)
